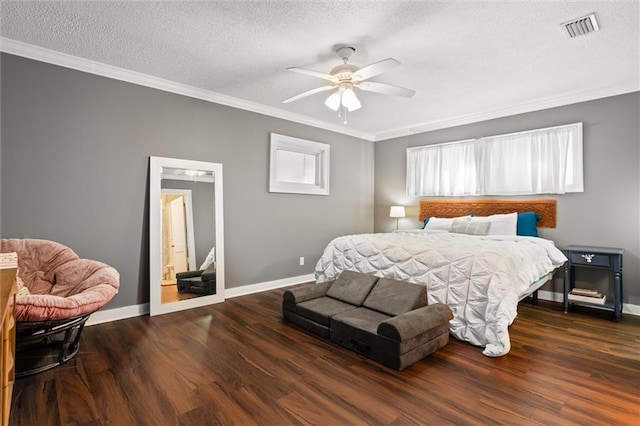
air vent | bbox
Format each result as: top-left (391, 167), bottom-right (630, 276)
top-left (561, 13), bottom-right (600, 38)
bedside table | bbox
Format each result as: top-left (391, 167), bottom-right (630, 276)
top-left (563, 245), bottom-right (623, 321)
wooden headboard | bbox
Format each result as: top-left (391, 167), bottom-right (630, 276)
top-left (419, 199), bottom-right (556, 228)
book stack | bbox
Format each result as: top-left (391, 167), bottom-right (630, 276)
top-left (568, 288), bottom-right (606, 305)
top-left (0, 252), bottom-right (18, 269)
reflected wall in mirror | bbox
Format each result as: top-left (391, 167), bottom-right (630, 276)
top-left (150, 156), bottom-right (224, 316)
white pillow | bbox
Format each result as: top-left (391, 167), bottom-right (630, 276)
top-left (199, 247), bottom-right (216, 270)
top-left (470, 212), bottom-right (517, 236)
top-left (449, 217), bottom-right (491, 236)
top-left (424, 215), bottom-right (472, 231)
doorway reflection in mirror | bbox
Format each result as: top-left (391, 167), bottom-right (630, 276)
top-left (160, 170), bottom-right (215, 304)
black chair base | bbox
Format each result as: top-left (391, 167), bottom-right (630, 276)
top-left (177, 277), bottom-right (216, 295)
top-left (15, 313), bottom-right (91, 378)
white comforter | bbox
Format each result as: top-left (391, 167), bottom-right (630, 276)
top-left (314, 231), bottom-right (567, 357)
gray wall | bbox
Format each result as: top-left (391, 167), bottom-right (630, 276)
top-left (375, 92), bottom-right (640, 306)
top-left (1, 54), bottom-right (374, 309)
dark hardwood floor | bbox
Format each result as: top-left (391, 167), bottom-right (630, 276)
top-left (10, 287), bottom-right (640, 425)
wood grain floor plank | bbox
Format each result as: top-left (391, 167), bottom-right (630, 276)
top-left (10, 378), bottom-right (59, 426)
top-left (231, 384), bottom-right (303, 425)
top-left (179, 382), bottom-right (260, 426)
top-left (280, 355), bottom-right (401, 424)
top-left (84, 368), bottom-right (138, 425)
top-left (54, 363), bottom-right (101, 425)
top-left (9, 291), bottom-right (640, 425)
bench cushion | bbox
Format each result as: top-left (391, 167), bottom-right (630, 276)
top-left (332, 307), bottom-right (392, 336)
top-left (326, 270), bottom-right (378, 305)
top-left (363, 278), bottom-right (427, 316)
top-left (286, 296), bottom-right (359, 327)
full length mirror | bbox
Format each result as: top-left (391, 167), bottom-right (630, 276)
top-left (149, 156), bottom-right (224, 316)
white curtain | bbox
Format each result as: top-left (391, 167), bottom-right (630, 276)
top-left (407, 139), bottom-right (477, 196)
top-left (478, 126), bottom-right (573, 195)
top-left (406, 123), bottom-right (582, 197)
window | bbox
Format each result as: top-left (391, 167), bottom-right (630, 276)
top-left (269, 133), bottom-right (330, 195)
top-left (407, 123), bottom-right (583, 197)
top-left (406, 138), bottom-right (478, 197)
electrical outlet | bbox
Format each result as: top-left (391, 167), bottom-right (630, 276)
top-left (299, 257), bottom-right (305, 266)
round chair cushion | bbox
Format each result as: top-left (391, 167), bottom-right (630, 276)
top-left (1, 239), bottom-right (119, 321)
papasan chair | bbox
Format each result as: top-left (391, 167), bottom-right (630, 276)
top-left (0, 238), bottom-right (119, 377)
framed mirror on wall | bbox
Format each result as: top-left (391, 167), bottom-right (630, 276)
top-left (269, 133), bottom-right (330, 195)
top-left (149, 156), bottom-right (225, 316)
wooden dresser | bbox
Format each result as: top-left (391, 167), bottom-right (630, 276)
top-left (0, 266), bottom-right (17, 426)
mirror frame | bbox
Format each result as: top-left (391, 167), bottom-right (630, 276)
top-left (269, 133), bottom-right (330, 195)
top-left (149, 156), bottom-right (225, 316)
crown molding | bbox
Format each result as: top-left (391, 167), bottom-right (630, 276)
top-left (373, 82), bottom-right (640, 141)
top-left (0, 38), bottom-right (376, 141)
top-left (2, 37), bottom-right (637, 143)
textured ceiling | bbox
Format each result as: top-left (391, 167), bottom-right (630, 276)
top-left (1, 1), bottom-right (638, 140)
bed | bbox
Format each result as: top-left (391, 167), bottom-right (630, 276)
top-left (314, 199), bottom-right (567, 357)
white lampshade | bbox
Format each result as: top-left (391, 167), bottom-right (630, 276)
top-left (341, 88), bottom-right (361, 111)
top-left (325, 92), bottom-right (341, 111)
top-left (389, 206), bottom-right (406, 218)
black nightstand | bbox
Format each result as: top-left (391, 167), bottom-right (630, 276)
top-left (563, 245), bottom-right (624, 321)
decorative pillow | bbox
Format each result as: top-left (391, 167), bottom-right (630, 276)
top-left (199, 247), bottom-right (216, 270)
top-left (470, 212), bottom-right (518, 236)
top-left (449, 217), bottom-right (491, 236)
top-left (363, 278), bottom-right (427, 316)
top-left (326, 270), bottom-right (379, 306)
top-left (424, 215), bottom-right (472, 231)
top-left (517, 211), bottom-right (541, 237)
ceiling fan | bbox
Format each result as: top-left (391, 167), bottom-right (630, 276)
top-left (283, 46), bottom-right (415, 123)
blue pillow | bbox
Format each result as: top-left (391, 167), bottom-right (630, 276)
top-left (517, 212), bottom-right (541, 237)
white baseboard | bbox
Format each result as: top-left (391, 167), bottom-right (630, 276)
top-left (86, 273), bottom-right (314, 326)
top-left (87, 303), bottom-right (150, 326)
top-left (537, 290), bottom-right (564, 303)
top-left (536, 290), bottom-right (639, 316)
top-left (621, 303), bottom-right (640, 316)
top-left (225, 273), bottom-right (314, 299)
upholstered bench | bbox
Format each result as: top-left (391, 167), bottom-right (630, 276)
top-left (283, 271), bottom-right (453, 370)
top-left (175, 264), bottom-right (216, 295)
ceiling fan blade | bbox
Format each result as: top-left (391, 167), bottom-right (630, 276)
top-left (287, 67), bottom-right (339, 83)
top-left (282, 85), bottom-right (336, 104)
top-left (352, 58), bottom-right (400, 81)
top-left (357, 81), bottom-right (416, 98)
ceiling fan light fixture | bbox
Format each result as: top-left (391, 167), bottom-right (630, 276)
top-left (286, 46), bottom-right (414, 124)
top-left (342, 88), bottom-right (361, 111)
top-left (325, 91), bottom-right (341, 111)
